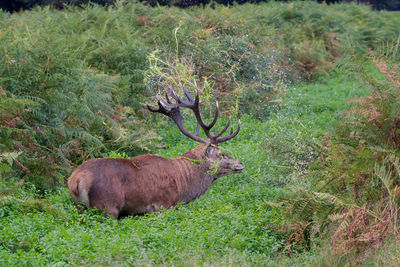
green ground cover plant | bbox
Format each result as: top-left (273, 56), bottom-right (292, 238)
top-left (1, 1), bottom-right (400, 265)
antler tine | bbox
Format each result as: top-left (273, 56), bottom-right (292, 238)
top-left (146, 104), bottom-right (159, 113)
top-left (193, 80), bottom-right (201, 104)
top-left (156, 95), bottom-right (179, 108)
top-left (203, 101), bottom-right (219, 130)
top-left (169, 86), bottom-right (193, 107)
top-left (182, 82), bottom-right (211, 136)
top-left (214, 118), bottom-right (231, 139)
top-left (187, 83), bottom-right (217, 131)
top-left (147, 99), bottom-right (170, 115)
top-left (194, 122), bottom-right (200, 136)
top-left (165, 92), bottom-right (173, 104)
top-left (181, 83), bottom-right (194, 102)
top-left (169, 86), bottom-right (181, 103)
top-left (193, 81), bottom-right (201, 108)
top-left (214, 120), bottom-right (241, 144)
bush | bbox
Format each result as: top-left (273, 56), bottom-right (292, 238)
top-left (137, 1), bottom-right (399, 115)
top-left (0, 5), bottom-right (160, 190)
top-left (272, 49), bottom-right (400, 261)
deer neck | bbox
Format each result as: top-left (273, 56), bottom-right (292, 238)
top-left (178, 144), bottom-right (216, 204)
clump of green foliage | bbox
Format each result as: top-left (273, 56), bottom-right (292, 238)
top-left (272, 48), bottom-right (400, 263)
top-left (0, 4), bottom-right (161, 190)
top-left (136, 1), bottom-right (399, 115)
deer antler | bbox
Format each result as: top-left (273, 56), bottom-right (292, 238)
top-left (147, 82), bottom-right (240, 145)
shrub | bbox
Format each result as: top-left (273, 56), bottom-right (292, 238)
top-left (137, 1), bottom-right (400, 115)
top-left (272, 49), bottom-right (400, 261)
top-left (0, 5), bottom-right (160, 190)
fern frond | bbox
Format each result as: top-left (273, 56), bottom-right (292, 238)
top-left (313, 192), bottom-right (345, 208)
top-left (0, 151), bottom-right (22, 166)
top-left (388, 154), bottom-right (400, 180)
top-left (333, 215), bottom-right (351, 234)
top-left (374, 162), bottom-right (394, 198)
top-left (328, 212), bottom-right (347, 222)
top-left (55, 147), bottom-right (71, 169)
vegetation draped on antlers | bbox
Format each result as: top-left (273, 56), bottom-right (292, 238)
top-left (147, 82), bottom-right (240, 145)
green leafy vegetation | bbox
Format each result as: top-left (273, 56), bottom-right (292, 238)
top-left (270, 52), bottom-right (400, 264)
top-left (0, 64), bottom-right (375, 265)
top-left (1, 1), bottom-right (400, 265)
top-left (1, 1), bottom-right (399, 189)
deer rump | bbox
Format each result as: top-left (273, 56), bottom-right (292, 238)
top-left (68, 82), bottom-right (244, 219)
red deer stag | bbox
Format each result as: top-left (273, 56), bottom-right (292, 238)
top-left (67, 83), bottom-right (244, 218)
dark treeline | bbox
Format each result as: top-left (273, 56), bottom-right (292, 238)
top-left (1, 0), bottom-right (399, 12)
